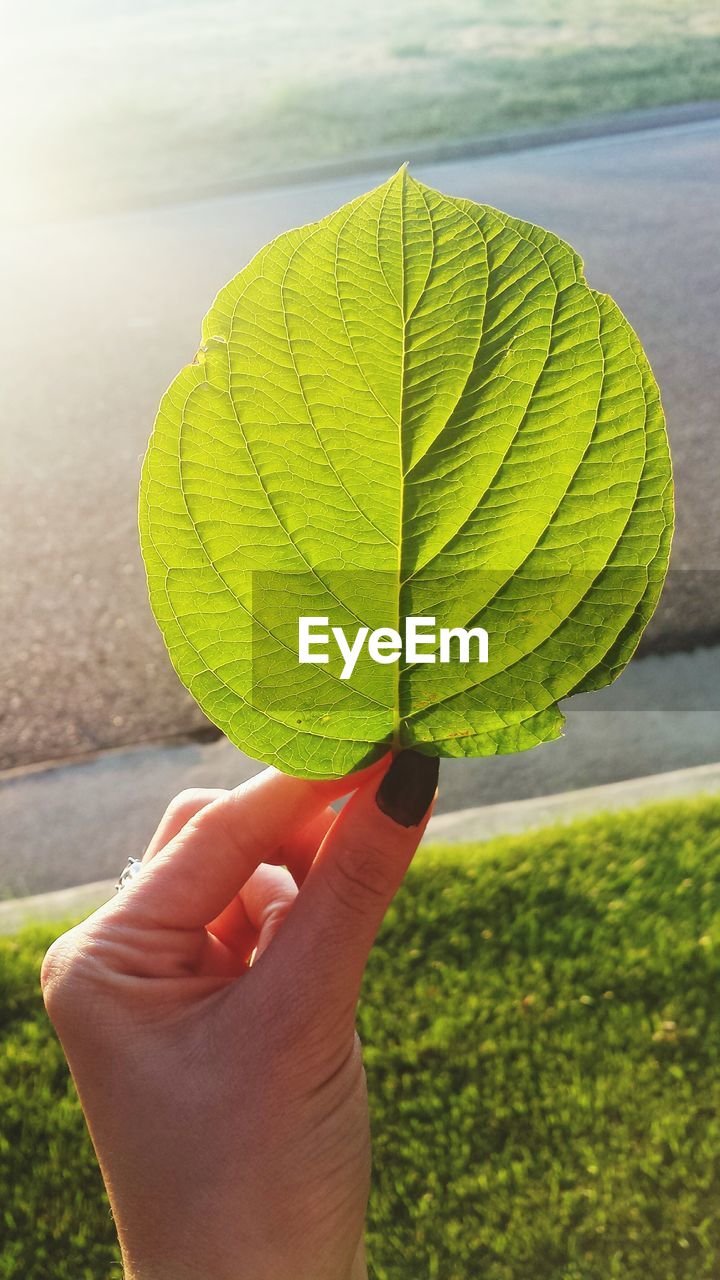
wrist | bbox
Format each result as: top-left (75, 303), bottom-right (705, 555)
top-left (350, 1235), bottom-right (369, 1280)
top-left (124, 1239), bottom-right (369, 1280)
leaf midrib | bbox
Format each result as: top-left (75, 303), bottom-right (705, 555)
top-left (393, 168), bottom-right (406, 750)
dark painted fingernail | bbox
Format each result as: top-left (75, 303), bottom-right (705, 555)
top-left (376, 750), bottom-right (439, 828)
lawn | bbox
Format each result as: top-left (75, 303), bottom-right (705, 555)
top-left (3, 794), bottom-right (720, 1276)
top-left (2, 0), bottom-right (719, 218)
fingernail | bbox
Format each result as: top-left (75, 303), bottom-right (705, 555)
top-left (376, 749), bottom-right (440, 828)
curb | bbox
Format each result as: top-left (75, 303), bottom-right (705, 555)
top-left (428, 760), bottom-right (720, 844)
top-left (35, 100), bottom-right (720, 224)
top-left (3, 759), bottom-right (719, 936)
top-left (0, 880), bottom-right (116, 936)
top-left (220, 100), bottom-right (720, 197)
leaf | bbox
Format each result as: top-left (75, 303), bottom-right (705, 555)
top-left (139, 168), bottom-right (673, 779)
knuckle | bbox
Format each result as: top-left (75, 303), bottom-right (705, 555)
top-left (262, 898), bottom-right (292, 934)
top-left (327, 841), bottom-right (396, 913)
top-left (168, 787), bottom-right (209, 822)
top-left (40, 930), bottom-right (87, 1021)
top-left (40, 920), bottom-right (114, 1027)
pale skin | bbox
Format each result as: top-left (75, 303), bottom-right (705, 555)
top-left (41, 749), bottom-right (438, 1280)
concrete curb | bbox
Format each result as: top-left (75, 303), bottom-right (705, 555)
top-left (5, 644), bottom-right (720, 901)
top-left (0, 880), bottom-right (116, 936)
top-left (2, 759), bottom-right (718, 936)
top-left (427, 760), bottom-right (720, 844)
top-left (90, 100), bottom-right (720, 219)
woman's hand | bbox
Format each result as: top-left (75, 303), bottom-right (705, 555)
top-left (41, 749), bottom-right (439, 1280)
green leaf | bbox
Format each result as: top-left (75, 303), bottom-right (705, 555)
top-left (139, 168), bottom-right (673, 779)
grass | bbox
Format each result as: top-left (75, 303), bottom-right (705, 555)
top-left (2, 0), bottom-right (719, 218)
top-left (3, 794), bottom-right (720, 1276)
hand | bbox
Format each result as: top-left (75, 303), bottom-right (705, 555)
top-left (41, 749), bottom-right (439, 1280)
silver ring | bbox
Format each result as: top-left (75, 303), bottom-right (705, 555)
top-left (115, 857), bottom-right (143, 892)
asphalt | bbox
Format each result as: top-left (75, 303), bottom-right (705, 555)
top-left (4, 758), bottom-right (720, 932)
top-left (1, 115), bottom-right (719, 773)
top-left (2, 644), bottom-right (718, 899)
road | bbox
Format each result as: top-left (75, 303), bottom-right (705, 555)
top-left (2, 644), bottom-right (720, 897)
top-left (1, 117), bottom-right (718, 772)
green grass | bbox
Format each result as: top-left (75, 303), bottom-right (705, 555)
top-left (3, 0), bottom-right (719, 217)
top-left (3, 795), bottom-right (720, 1277)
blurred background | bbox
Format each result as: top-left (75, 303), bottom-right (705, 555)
top-left (3, 0), bottom-right (720, 218)
top-left (2, 5), bottom-right (720, 1278)
top-left (0, 0), bottom-right (718, 886)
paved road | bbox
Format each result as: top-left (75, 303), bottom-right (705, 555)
top-left (2, 645), bottom-right (719, 897)
top-left (1, 118), bottom-right (718, 772)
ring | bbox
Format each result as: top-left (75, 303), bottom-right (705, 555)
top-left (115, 857), bottom-right (143, 892)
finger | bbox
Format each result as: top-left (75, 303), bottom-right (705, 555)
top-left (266, 750), bottom-right (439, 1032)
top-left (208, 860), bottom-right (302, 965)
top-left (206, 890), bottom-right (256, 964)
top-left (243, 864), bottom-right (298, 961)
top-left (203, 864), bottom-right (299, 974)
top-left (143, 788), bottom-right (228, 862)
top-left (118, 754), bottom-right (390, 932)
top-left (196, 929), bottom-right (251, 979)
top-left (275, 806), bottom-right (338, 886)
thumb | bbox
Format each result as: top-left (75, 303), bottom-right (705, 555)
top-left (271, 749), bottom-right (439, 1034)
